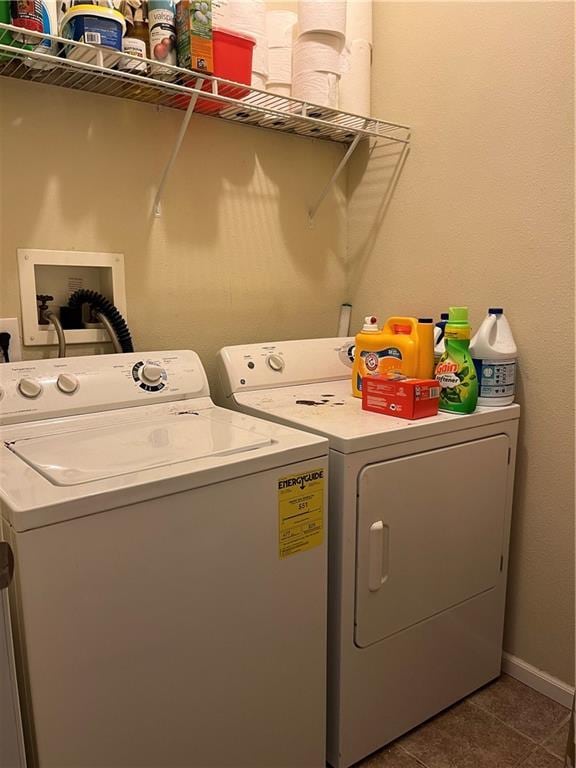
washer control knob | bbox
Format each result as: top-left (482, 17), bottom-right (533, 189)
top-left (57, 373), bottom-right (79, 394)
top-left (266, 354), bottom-right (284, 372)
top-left (18, 378), bottom-right (42, 399)
top-left (141, 363), bottom-right (163, 385)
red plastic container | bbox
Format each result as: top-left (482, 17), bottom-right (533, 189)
top-left (174, 29), bottom-right (255, 114)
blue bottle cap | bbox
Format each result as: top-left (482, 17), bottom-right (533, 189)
top-left (488, 308), bottom-right (503, 315)
top-left (440, 313), bottom-right (449, 320)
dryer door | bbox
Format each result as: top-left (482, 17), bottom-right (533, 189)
top-left (355, 435), bottom-right (510, 648)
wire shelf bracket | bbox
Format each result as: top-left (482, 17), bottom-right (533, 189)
top-left (152, 76), bottom-right (204, 217)
top-left (308, 132), bottom-right (362, 224)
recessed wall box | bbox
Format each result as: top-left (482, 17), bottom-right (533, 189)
top-left (18, 250), bottom-right (127, 347)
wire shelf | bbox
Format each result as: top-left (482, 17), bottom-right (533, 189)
top-left (0, 22), bottom-right (411, 146)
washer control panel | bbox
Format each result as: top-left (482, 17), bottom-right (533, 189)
top-left (217, 337), bottom-right (355, 396)
top-left (0, 351), bottom-right (209, 425)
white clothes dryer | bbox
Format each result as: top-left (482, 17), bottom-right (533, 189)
top-left (0, 350), bottom-right (329, 768)
top-left (217, 337), bottom-right (520, 768)
top-left (0, 542), bottom-right (26, 768)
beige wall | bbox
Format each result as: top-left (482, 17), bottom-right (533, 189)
top-left (0, 78), bottom-right (347, 397)
top-left (348, 2), bottom-right (575, 684)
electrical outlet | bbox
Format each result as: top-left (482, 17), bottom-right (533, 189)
top-left (0, 318), bottom-right (23, 362)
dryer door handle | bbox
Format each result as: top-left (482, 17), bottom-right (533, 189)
top-left (368, 521), bottom-right (389, 592)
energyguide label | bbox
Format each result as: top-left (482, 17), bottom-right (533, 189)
top-left (278, 468), bottom-right (325, 559)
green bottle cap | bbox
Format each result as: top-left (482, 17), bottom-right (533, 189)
top-left (448, 306), bottom-right (469, 325)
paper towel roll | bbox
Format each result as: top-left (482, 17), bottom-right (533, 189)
top-left (227, 0), bottom-right (265, 37)
top-left (298, 0), bottom-right (346, 39)
top-left (268, 47), bottom-right (292, 84)
top-left (252, 32), bottom-right (268, 76)
top-left (292, 71), bottom-right (339, 108)
top-left (265, 10), bottom-right (297, 48)
top-left (267, 82), bottom-right (291, 97)
top-left (293, 32), bottom-right (344, 77)
top-left (345, 0), bottom-right (372, 45)
top-left (251, 71), bottom-right (268, 90)
top-left (340, 38), bottom-right (370, 115)
top-left (212, 0), bottom-right (231, 29)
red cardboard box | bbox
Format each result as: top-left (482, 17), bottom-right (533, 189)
top-left (362, 376), bottom-right (440, 420)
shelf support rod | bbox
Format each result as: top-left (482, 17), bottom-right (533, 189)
top-left (308, 132), bottom-right (362, 224)
top-left (153, 77), bottom-right (205, 217)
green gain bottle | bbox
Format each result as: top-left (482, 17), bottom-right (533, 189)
top-left (435, 306), bottom-right (478, 414)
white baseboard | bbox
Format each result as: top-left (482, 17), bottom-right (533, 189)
top-left (503, 652), bottom-right (575, 709)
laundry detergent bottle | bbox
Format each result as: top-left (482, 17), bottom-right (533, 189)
top-left (416, 318), bottom-right (435, 379)
top-left (435, 307), bottom-right (478, 414)
top-left (352, 315), bottom-right (383, 397)
top-left (470, 308), bottom-right (517, 406)
top-left (434, 312), bottom-right (449, 367)
top-left (378, 317), bottom-right (420, 377)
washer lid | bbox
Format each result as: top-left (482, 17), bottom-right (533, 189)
top-left (8, 413), bottom-right (272, 486)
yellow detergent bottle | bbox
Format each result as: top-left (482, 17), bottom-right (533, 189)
top-left (416, 317), bottom-right (435, 379)
top-left (352, 315), bottom-right (386, 397)
top-left (378, 316), bottom-right (420, 377)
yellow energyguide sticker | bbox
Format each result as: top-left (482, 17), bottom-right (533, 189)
top-left (278, 468), bottom-right (325, 559)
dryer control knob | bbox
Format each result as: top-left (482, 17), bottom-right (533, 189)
top-left (57, 373), bottom-right (79, 394)
top-left (141, 363), bottom-right (163, 385)
top-left (18, 378), bottom-right (42, 399)
top-left (266, 354), bottom-right (284, 372)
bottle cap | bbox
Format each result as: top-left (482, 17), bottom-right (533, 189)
top-left (418, 318), bottom-right (433, 323)
top-left (440, 312), bottom-right (449, 320)
top-left (393, 323), bottom-right (412, 335)
top-left (362, 316), bottom-right (379, 332)
top-left (448, 307), bottom-right (469, 324)
top-left (488, 307), bottom-right (503, 315)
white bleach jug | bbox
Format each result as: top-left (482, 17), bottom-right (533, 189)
top-left (470, 308), bottom-right (517, 407)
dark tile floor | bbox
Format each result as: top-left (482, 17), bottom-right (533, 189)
top-left (355, 674), bottom-right (571, 768)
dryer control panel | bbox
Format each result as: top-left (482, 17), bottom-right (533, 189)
top-left (0, 351), bottom-right (210, 425)
top-left (218, 337), bottom-right (355, 397)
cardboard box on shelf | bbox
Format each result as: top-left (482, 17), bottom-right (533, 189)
top-left (176, 0), bottom-right (214, 73)
top-left (362, 376), bottom-right (440, 420)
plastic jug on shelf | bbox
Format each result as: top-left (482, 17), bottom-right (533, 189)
top-left (470, 308), bottom-right (517, 407)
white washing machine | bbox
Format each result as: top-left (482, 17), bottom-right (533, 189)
top-left (217, 337), bottom-right (521, 768)
top-left (0, 350), bottom-right (329, 768)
